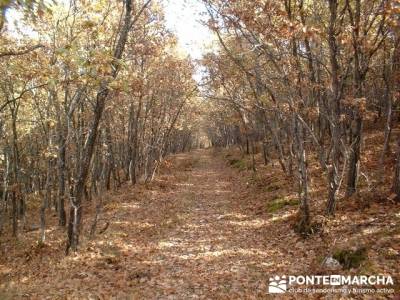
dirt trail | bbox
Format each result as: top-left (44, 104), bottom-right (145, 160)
top-left (132, 150), bottom-right (271, 299)
top-left (1, 149), bottom-right (279, 299)
top-left (4, 149), bottom-right (397, 299)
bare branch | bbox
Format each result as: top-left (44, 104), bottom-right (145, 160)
top-left (0, 44), bottom-right (45, 59)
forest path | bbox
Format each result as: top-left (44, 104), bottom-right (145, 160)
top-left (1, 149), bottom-right (279, 299)
top-left (125, 149), bottom-right (272, 299)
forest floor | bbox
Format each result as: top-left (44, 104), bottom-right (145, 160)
top-left (0, 147), bottom-right (400, 299)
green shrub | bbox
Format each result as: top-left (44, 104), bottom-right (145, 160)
top-left (333, 247), bottom-right (368, 269)
top-left (229, 158), bottom-right (247, 171)
top-left (267, 197), bottom-right (298, 213)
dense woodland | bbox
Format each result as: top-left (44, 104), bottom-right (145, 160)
top-left (0, 0), bottom-right (201, 252)
top-left (201, 0), bottom-right (400, 231)
top-left (0, 0), bottom-right (399, 298)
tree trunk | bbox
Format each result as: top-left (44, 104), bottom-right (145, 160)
top-left (66, 0), bottom-right (134, 253)
top-left (326, 0), bottom-right (342, 215)
top-left (346, 115), bottom-right (362, 197)
top-left (295, 117), bottom-right (310, 233)
top-left (57, 132), bottom-right (67, 226)
top-left (11, 191), bottom-right (17, 237)
top-left (0, 150), bottom-right (9, 235)
top-left (391, 30), bottom-right (400, 199)
top-left (380, 63), bottom-right (393, 165)
top-left (66, 86), bottom-right (108, 252)
top-left (345, 0), bottom-right (363, 197)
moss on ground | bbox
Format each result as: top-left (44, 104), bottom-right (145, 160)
top-left (228, 158), bottom-right (248, 171)
top-left (333, 247), bottom-right (368, 269)
top-left (267, 197), bottom-right (298, 213)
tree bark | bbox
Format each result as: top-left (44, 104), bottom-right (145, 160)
top-left (391, 29), bottom-right (400, 199)
top-left (66, 0), bottom-right (135, 253)
top-left (326, 0), bottom-right (342, 215)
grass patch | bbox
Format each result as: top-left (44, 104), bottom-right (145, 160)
top-left (264, 182), bottom-right (281, 192)
top-left (267, 197), bottom-right (299, 213)
top-left (228, 158), bottom-right (247, 171)
top-left (247, 173), bottom-right (262, 186)
top-left (333, 247), bottom-right (368, 270)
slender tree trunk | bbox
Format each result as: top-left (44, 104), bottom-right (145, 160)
top-left (55, 98), bottom-right (67, 226)
top-left (57, 132), bottom-right (67, 226)
top-left (295, 116), bottom-right (310, 233)
top-left (104, 116), bottom-right (116, 190)
top-left (11, 191), bottom-right (17, 237)
top-left (380, 66), bottom-right (392, 165)
top-left (391, 30), bottom-right (400, 199)
top-left (326, 0), bottom-right (342, 215)
top-left (40, 160), bottom-right (51, 244)
top-left (66, 0), bottom-right (134, 253)
top-left (345, 0), bottom-right (363, 197)
top-left (0, 150), bottom-right (9, 235)
top-left (346, 115), bottom-right (362, 197)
